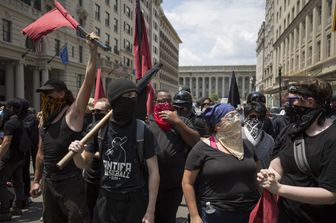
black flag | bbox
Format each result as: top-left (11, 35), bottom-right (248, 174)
top-left (228, 71), bottom-right (240, 108)
top-left (135, 63), bottom-right (162, 121)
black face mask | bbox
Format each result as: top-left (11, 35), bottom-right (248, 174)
top-left (93, 113), bottom-right (105, 123)
top-left (112, 97), bottom-right (137, 126)
top-left (286, 105), bottom-right (322, 135)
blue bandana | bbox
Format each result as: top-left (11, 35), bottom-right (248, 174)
top-left (203, 103), bottom-right (235, 126)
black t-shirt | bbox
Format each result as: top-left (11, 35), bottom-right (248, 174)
top-left (189, 114), bottom-right (209, 137)
top-left (2, 116), bottom-right (25, 162)
top-left (86, 119), bottom-right (158, 193)
top-left (185, 139), bottom-right (260, 211)
top-left (148, 115), bottom-right (195, 189)
top-left (276, 122), bottom-right (336, 222)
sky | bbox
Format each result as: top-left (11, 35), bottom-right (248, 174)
top-left (161, 0), bottom-right (266, 66)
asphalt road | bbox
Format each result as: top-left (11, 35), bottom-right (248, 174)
top-left (8, 196), bottom-right (188, 223)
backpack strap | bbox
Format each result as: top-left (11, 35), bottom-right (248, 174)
top-left (136, 119), bottom-right (145, 165)
top-left (97, 122), bottom-right (108, 152)
top-left (293, 134), bottom-right (313, 177)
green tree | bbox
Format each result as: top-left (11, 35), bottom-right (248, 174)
top-left (209, 93), bottom-right (219, 102)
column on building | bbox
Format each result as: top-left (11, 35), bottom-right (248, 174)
top-left (202, 76), bottom-right (205, 97)
top-left (15, 62), bottom-right (25, 98)
top-left (312, 6), bottom-right (318, 64)
top-left (183, 77), bottom-right (186, 87)
top-left (215, 76), bottom-right (218, 95)
top-left (242, 76), bottom-right (245, 100)
top-left (320, 0), bottom-right (327, 60)
top-left (298, 22), bottom-right (303, 69)
top-left (222, 76), bottom-right (225, 98)
top-left (293, 28), bottom-right (297, 70)
top-left (209, 77), bottom-right (212, 95)
top-left (196, 75), bottom-right (199, 99)
top-left (331, 0), bottom-right (336, 56)
top-left (304, 15), bottom-right (309, 67)
top-left (33, 68), bottom-right (40, 110)
top-left (5, 63), bottom-right (14, 99)
top-left (42, 67), bottom-right (49, 84)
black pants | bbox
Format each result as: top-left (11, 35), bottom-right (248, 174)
top-left (22, 151), bottom-right (31, 201)
top-left (86, 181), bottom-right (99, 222)
top-left (93, 188), bottom-right (147, 223)
top-left (155, 187), bottom-right (183, 223)
top-left (42, 175), bottom-right (89, 223)
top-left (0, 159), bottom-right (24, 210)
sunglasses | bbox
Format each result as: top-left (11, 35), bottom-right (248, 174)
top-left (92, 109), bottom-right (104, 114)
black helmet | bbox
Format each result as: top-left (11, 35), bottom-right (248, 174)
top-left (173, 90), bottom-right (192, 108)
top-left (246, 91), bottom-right (266, 103)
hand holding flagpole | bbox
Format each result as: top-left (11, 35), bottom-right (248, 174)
top-left (56, 110), bottom-right (112, 169)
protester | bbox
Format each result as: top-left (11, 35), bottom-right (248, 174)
top-left (0, 99), bottom-right (26, 221)
top-left (243, 101), bottom-right (274, 168)
top-left (257, 78), bottom-right (336, 223)
top-left (29, 33), bottom-right (98, 223)
top-left (173, 90), bottom-right (209, 137)
top-left (182, 103), bottom-right (260, 223)
top-left (69, 79), bottom-right (160, 223)
top-left (246, 91), bottom-right (275, 138)
top-left (331, 94), bottom-right (336, 114)
top-left (82, 97), bottom-right (110, 221)
top-left (148, 90), bottom-right (200, 223)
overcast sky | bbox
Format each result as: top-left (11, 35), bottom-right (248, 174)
top-left (161, 0), bottom-right (266, 66)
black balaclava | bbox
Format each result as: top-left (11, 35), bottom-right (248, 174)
top-left (108, 79), bottom-right (139, 126)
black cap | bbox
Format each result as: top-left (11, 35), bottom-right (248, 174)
top-left (36, 79), bottom-right (68, 92)
top-left (1, 98), bottom-right (22, 110)
top-left (107, 79), bottom-right (138, 104)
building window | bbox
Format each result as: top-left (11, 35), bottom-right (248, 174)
top-left (114, 0), bottom-right (118, 12)
top-left (327, 34), bottom-right (331, 57)
top-left (105, 0), bottom-right (110, 6)
top-left (71, 46), bottom-right (75, 58)
top-left (95, 27), bottom-right (100, 37)
top-left (105, 33), bottom-right (110, 46)
top-left (327, 0), bottom-right (332, 18)
top-left (154, 22), bottom-right (158, 30)
top-left (105, 12), bottom-right (110, 26)
top-left (114, 18), bottom-right (118, 32)
top-left (55, 39), bottom-right (60, 56)
top-left (125, 6), bottom-right (131, 18)
top-left (316, 41), bottom-right (321, 62)
top-left (79, 46), bottom-right (83, 63)
top-left (153, 46), bottom-right (157, 54)
top-left (2, 19), bottom-right (11, 42)
top-left (78, 0), bottom-right (82, 7)
top-left (153, 34), bottom-right (158, 42)
top-left (95, 4), bottom-right (100, 21)
top-left (77, 74), bottom-right (84, 88)
top-left (114, 38), bottom-right (119, 54)
top-left (125, 23), bottom-right (131, 35)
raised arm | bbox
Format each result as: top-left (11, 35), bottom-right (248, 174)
top-left (67, 33), bottom-right (98, 131)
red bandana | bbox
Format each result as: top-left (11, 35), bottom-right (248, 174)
top-left (153, 102), bottom-right (173, 131)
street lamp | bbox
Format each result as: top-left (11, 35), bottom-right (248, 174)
top-left (278, 64), bottom-right (282, 107)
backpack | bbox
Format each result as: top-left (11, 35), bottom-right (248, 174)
top-left (97, 119), bottom-right (147, 184)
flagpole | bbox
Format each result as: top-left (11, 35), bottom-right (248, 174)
top-left (47, 43), bottom-right (67, 64)
top-left (21, 48), bottom-right (32, 58)
top-left (136, 0), bottom-right (142, 79)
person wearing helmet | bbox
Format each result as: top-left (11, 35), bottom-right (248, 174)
top-left (246, 91), bottom-right (275, 139)
top-left (173, 90), bottom-right (209, 137)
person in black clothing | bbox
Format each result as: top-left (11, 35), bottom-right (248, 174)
top-left (246, 91), bottom-right (275, 138)
top-left (29, 33), bottom-right (98, 223)
top-left (69, 79), bottom-right (160, 223)
top-left (257, 78), bottom-right (336, 223)
top-left (148, 90), bottom-right (200, 223)
top-left (173, 90), bottom-right (209, 137)
top-left (83, 97), bottom-right (110, 221)
top-left (183, 103), bottom-right (260, 223)
top-left (0, 99), bottom-right (26, 221)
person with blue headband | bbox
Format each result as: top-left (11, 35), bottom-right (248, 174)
top-left (182, 103), bottom-right (260, 223)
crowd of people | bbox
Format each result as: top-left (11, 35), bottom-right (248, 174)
top-left (1, 36), bottom-right (336, 223)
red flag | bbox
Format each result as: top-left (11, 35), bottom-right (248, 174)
top-left (94, 68), bottom-right (106, 104)
top-left (134, 0), bottom-right (155, 115)
top-left (21, 0), bottom-right (79, 41)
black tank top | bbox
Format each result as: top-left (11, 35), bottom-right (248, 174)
top-left (42, 113), bottom-right (82, 179)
